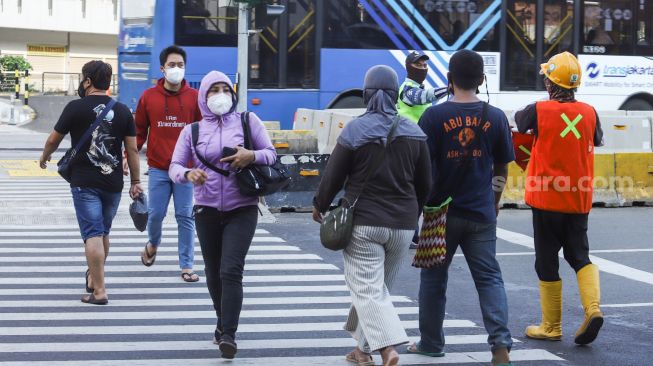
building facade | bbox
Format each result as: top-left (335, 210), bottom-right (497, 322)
top-left (0, 0), bottom-right (119, 93)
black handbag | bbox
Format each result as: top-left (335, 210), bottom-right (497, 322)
top-left (319, 116), bottom-right (399, 251)
top-left (57, 99), bottom-right (117, 183)
top-left (191, 111), bottom-right (290, 197)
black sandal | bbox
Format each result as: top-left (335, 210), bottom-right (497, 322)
top-left (140, 243), bottom-right (156, 267)
top-left (85, 269), bottom-right (93, 293)
top-left (181, 272), bottom-right (200, 282)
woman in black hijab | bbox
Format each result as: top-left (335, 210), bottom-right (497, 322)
top-left (313, 65), bottom-right (432, 366)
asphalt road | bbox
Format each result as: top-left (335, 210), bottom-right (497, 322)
top-left (274, 209), bottom-right (653, 366)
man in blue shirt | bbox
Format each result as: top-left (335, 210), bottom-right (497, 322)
top-left (409, 50), bottom-right (515, 366)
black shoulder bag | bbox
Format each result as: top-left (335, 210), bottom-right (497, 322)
top-left (57, 99), bottom-right (117, 183)
top-left (191, 112), bottom-right (290, 197)
top-left (319, 115), bottom-right (400, 251)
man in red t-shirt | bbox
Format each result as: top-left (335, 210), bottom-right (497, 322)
top-left (127, 45), bottom-right (202, 282)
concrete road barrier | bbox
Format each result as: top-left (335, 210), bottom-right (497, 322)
top-left (268, 130), bottom-right (318, 154)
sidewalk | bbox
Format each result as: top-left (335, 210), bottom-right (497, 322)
top-left (0, 97), bottom-right (35, 126)
top-left (0, 123), bottom-right (54, 151)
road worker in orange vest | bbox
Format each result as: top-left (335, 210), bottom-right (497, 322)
top-left (514, 51), bottom-right (605, 345)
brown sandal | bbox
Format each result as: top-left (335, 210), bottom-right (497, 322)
top-left (346, 350), bottom-right (374, 366)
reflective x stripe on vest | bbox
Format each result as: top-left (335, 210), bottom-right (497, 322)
top-left (560, 113), bottom-right (582, 139)
top-left (397, 79), bottom-right (430, 123)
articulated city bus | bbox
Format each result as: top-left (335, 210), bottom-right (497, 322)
top-left (118, 0), bottom-right (653, 129)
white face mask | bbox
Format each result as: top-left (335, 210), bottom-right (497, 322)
top-left (207, 93), bottom-right (233, 115)
top-left (164, 67), bottom-right (185, 85)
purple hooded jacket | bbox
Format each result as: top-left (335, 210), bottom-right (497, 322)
top-left (169, 71), bottom-right (276, 211)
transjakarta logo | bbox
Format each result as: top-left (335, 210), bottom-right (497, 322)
top-left (601, 64), bottom-right (653, 78)
top-left (586, 62), bottom-right (600, 79)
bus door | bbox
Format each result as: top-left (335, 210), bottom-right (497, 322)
top-left (249, 0), bottom-right (318, 89)
top-left (502, 0), bottom-right (575, 91)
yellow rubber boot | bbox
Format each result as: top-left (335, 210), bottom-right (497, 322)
top-left (575, 264), bottom-right (604, 345)
top-left (525, 280), bottom-right (562, 341)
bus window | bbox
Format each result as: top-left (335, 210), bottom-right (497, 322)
top-left (322, 1), bottom-right (395, 49)
top-left (249, 1), bottom-right (317, 89)
top-left (583, 1), bottom-right (635, 55)
top-left (418, 0), bottom-right (499, 51)
top-left (504, 0), bottom-right (538, 90)
top-left (249, 4), bottom-right (280, 88)
top-left (122, 0), bottom-right (155, 26)
top-left (174, 0), bottom-right (237, 47)
top-left (286, 1), bottom-right (317, 88)
top-left (543, 0), bottom-right (574, 58)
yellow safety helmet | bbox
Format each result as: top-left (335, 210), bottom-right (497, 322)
top-left (540, 51), bottom-right (581, 90)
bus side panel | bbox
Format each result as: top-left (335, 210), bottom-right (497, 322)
top-left (320, 49), bottom-right (407, 95)
top-left (118, 53), bottom-right (153, 112)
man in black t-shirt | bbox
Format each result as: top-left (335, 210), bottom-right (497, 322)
top-left (39, 61), bottom-right (143, 305)
top-left (410, 50), bottom-right (514, 366)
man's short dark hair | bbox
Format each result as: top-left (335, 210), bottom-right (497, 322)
top-left (159, 45), bottom-right (187, 66)
top-left (449, 49), bottom-right (484, 91)
top-left (82, 61), bottom-right (112, 90)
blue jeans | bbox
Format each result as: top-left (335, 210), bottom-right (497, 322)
top-left (71, 187), bottom-right (121, 242)
top-left (148, 167), bottom-right (195, 269)
top-left (418, 215), bottom-right (512, 353)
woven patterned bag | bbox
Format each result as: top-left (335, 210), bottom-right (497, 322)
top-left (412, 197), bottom-right (452, 268)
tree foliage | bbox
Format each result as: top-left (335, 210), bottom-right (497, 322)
top-left (0, 55), bottom-right (33, 72)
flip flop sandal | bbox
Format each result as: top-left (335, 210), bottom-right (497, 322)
top-left (218, 338), bottom-right (237, 359)
top-left (346, 351), bottom-right (375, 366)
top-left (141, 243), bottom-right (156, 267)
top-left (85, 269), bottom-right (93, 293)
top-left (81, 294), bottom-right (108, 305)
top-left (181, 272), bottom-right (200, 282)
top-left (406, 342), bottom-right (445, 357)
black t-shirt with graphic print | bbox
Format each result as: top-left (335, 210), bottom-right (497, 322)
top-left (55, 96), bottom-right (136, 192)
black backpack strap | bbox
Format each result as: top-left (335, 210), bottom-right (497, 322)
top-left (241, 111), bottom-right (251, 149)
top-left (190, 122), bottom-right (230, 177)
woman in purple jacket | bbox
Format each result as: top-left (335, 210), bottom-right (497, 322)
top-left (169, 71), bottom-right (276, 359)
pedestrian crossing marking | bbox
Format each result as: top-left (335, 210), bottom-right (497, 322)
top-left (0, 350), bottom-right (563, 366)
top-left (0, 175), bottom-right (564, 365)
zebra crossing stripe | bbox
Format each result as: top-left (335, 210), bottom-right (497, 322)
top-left (0, 307), bottom-right (422, 321)
top-left (0, 350), bottom-right (564, 365)
top-left (0, 296), bottom-right (411, 308)
top-left (0, 274), bottom-right (345, 285)
top-left (0, 237), bottom-right (286, 244)
top-left (0, 263), bottom-right (338, 272)
top-left (0, 319), bottom-right (475, 336)
top-left (0, 245), bottom-right (301, 253)
top-left (0, 285), bottom-right (349, 296)
top-left (0, 254), bottom-right (322, 262)
top-left (0, 229), bottom-right (270, 236)
top-left (0, 335), bottom-right (514, 353)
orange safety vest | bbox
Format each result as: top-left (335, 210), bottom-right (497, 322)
top-left (525, 100), bottom-right (596, 214)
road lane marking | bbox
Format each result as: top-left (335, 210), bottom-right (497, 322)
top-left (497, 228), bottom-right (653, 286)
top-left (0, 263), bottom-right (338, 272)
top-left (601, 302), bottom-right (653, 308)
top-left (0, 285), bottom-right (349, 296)
top-left (0, 274), bottom-right (345, 285)
top-left (0, 335), bottom-right (519, 353)
top-left (0, 320), bottom-right (478, 336)
top-left (0, 350), bottom-right (561, 365)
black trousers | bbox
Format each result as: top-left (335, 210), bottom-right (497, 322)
top-left (194, 205), bottom-right (258, 339)
top-left (532, 208), bottom-right (592, 282)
